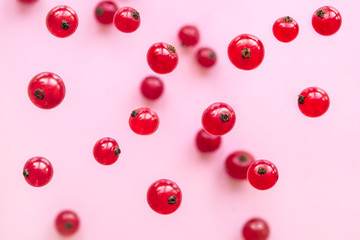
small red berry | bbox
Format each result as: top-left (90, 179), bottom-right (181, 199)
top-left (312, 6), bottom-right (342, 36)
top-left (93, 137), bottom-right (121, 165)
top-left (247, 160), bottom-right (279, 190)
top-left (114, 7), bottom-right (140, 33)
top-left (147, 42), bottom-right (179, 74)
top-left (23, 157), bottom-right (53, 187)
top-left (197, 47), bottom-right (217, 68)
top-left (55, 210), bottom-right (80, 236)
top-left (178, 25), bottom-right (200, 47)
top-left (46, 5), bottom-right (79, 38)
top-left (28, 72), bottom-right (66, 109)
top-left (272, 16), bottom-right (299, 43)
top-left (195, 129), bottom-right (221, 153)
top-left (95, 1), bottom-right (118, 25)
top-left (129, 107), bottom-right (159, 135)
top-left (225, 151), bottom-right (255, 180)
top-left (242, 218), bottom-right (270, 240)
top-left (147, 179), bottom-right (182, 215)
top-left (298, 87), bottom-right (330, 118)
top-left (228, 34), bottom-right (265, 70)
top-left (140, 76), bottom-right (164, 100)
top-left (201, 102), bottom-right (236, 136)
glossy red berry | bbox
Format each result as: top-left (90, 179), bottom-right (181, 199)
top-left (247, 160), bottom-right (279, 190)
top-left (225, 151), bottom-right (255, 180)
top-left (23, 157), bottom-right (53, 187)
top-left (95, 1), bottom-right (118, 25)
top-left (197, 47), bottom-right (217, 68)
top-left (28, 72), bottom-right (66, 109)
top-left (195, 129), bottom-right (221, 153)
top-left (18, 0), bottom-right (37, 3)
top-left (147, 179), bottom-right (182, 215)
top-left (228, 34), bottom-right (265, 70)
top-left (93, 137), bottom-right (121, 165)
top-left (298, 87), bottom-right (330, 117)
top-left (178, 25), bottom-right (200, 47)
top-left (242, 218), bottom-right (270, 240)
top-left (147, 42), bottom-right (179, 74)
top-left (272, 16), bottom-right (299, 43)
top-left (129, 107), bottom-right (159, 135)
top-left (201, 102), bottom-right (236, 136)
top-left (55, 210), bottom-right (80, 236)
top-left (312, 6), bottom-right (342, 36)
top-left (46, 5), bottom-right (79, 38)
top-left (114, 7), bottom-right (140, 33)
top-left (140, 76), bottom-right (164, 100)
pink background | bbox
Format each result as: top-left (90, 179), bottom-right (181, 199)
top-left (0, 0), bottom-right (359, 239)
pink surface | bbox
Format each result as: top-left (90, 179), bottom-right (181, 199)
top-left (0, 0), bottom-right (359, 239)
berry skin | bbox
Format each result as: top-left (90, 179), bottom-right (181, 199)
top-left (95, 1), bottom-right (118, 25)
top-left (147, 179), bottom-right (182, 215)
top-left (28, 72), bottom-right (66, 109)
top-left (178, 25), bottom-right (200, 47)
top-left (298, 87), bottom-right (330, 117)
top-left (201, 102), bottom-right (236, 136)
top-left (228, 34), bottom-right (265, 70)
top-left (114, 7), bottom-right (140, 33)
top-left (140, 76), bottom-right (164, 100)
top-left (147, 42), bottom-right (179, 74)
top-left (225, 151), bottom-right (255, 180)
top-left (55, 210), bottom-right (80, 236)
top-left (23, 157), bottom-right (53, 187)
top-left (247, 160), bottom-right (279, 190)
top-left (197, 47), bottom-right (217, 68)
top-left (46, 5), bottom-right (79, 38)
top-left (195, 129), bottom-right (221, 153)
top-left (129, 107), bottom-right (159, 135)
top-left (242, 218), bottom-right (270, 240)
top-left (312, 6), bottom-right (342, 36)
top-left (272, 16), bottom-right (299, 43)
top-left (93, 137), bottom-right (121, 165)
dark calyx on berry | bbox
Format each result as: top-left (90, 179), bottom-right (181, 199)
top-left (131, 110), bottom-right (139, 117)
top-left (317, 9), bottom-right (326, 19)
top-left (168, 195), bottom-right (177, 205)
top-left (241, 48), bottom-right (251, 59)
top-left (23, 169), bottom-right (30, 178)
top-left (209, 52), bottom-right (216, 59)
top-left (34, 89), bottom-right (44, 100)
top-left (298, 95), bottom-right (305, 104)
top-left (284, 16), bottom-right (293, 22)
top-left (65, 222), bottom-right (73, 229)
top-left (115, 146), bottom-right (121, 156)
top-left (257, 166), bottom-right (267, 175)
top-left (168, 45), bottom-right (176, 53)
top-left (220, 113), bottom-right (230, 122)
top-left (238, 155), bottom-right (248, 162)
top-left (132, 11), bottom-right (140, 19)
top-left (61, 20), bottom-right (70, 30)
top-left (96, 8), bottom-right (104, 16)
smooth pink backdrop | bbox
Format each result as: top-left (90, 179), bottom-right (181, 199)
top-left (1, 0), bottom-right (359, 239)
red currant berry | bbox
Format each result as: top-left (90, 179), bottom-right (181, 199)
top-left (242, 218), bottom-right (270, 240)
top-left (140, 76), bottom-right (164, 100)
top-left (247, 160), bottom-right (279, 190)
top-left (195, 129), bottom-right (221, 153)
top-left (197, 47), bottom-right (217, 68)
top-left (113, 7), bottom-right (140, 33)
top-left (23, 157), bottom-right (53, 187)
top-left (55, 210), bottom-right (80, 236)
top-left (95, 1), bottom-right (118, 25)
top-left (201, 102), bottom-right (236, 136)
top-left (93, 137), bottom-right (121, 165)
top-left (312, 6), bottom-right (342, 36)
top-left (147, 42), bottom-right (179, 74)
top-left (46, 6), bottom-right (78, 38)
top-left (129, 107), bottom-right (159, 135)
top-left (225, 151), bottom-right (255, 180)
top-left (228, 34), bottom-right (265, 70)
top-left (178, 25), bottom-right (200, 47)
top-left (272, 16), bottom-right (299, 43)
top-left (147, 179), bottom-right (182, 215)
top-left (298, 87), bottom-right (330, 118)
top-left (28, 72), bottom-right (66, 109)
top-left (18, 0), bottom-right (37, 3)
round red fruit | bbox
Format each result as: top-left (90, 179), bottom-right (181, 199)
top-left (201, 102), bottom-right (236, 136)
top-left (197, 47), bottom-right (217, 68)
top-left (242, 217), bottom-right (270, 240)
top-left (129, 107), bottom-right (159, 135)
top-left (46, 5), bottom-right (79, 38)
top-left (147, 42), bottom-right (179, 74)
top-left (23, 157), bottom-right (53, 187)
top-left (195, 129), bottom-right (221, 153)
top-left (93, 137), bottom-right (121, 165)
top-left (114, 7), bottom-right (140, 33)
top-left (140, 76), bottom-right (164, 100)
top-left (178, 25), bottom-right (200, 47)
top-left (312, 6), bottom-right (342, 36)
top-left (272, 16), bottom-right (299, 43)
top-left (247, 160), bottom-right (279, 190)
top-left (298, 87), bottom-right (330, 117)
top-left (225, 151), bottom-right (255, 180)
top-left (95, 1), bottom-right (118, 25)
top-left (55, 210), bottom-right (80, 236)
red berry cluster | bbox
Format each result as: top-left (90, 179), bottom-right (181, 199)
top-left (19, 0), bottom-right (342, 238)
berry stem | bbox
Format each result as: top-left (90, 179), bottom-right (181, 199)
top-left (34, 89), bottom-right (45, 100)
top-left (131, 110), bottom-right (139, 117)
top-left (220, 113), bottom-right (230, 122)
top-left (115, 146), bottom-right (121, 156)
top-left (241, 48), bottom-right (251, 59)
top-left (257, 166), bottom-right (267, 175)
top-left (168, 195), bottom-right (177, 205)
top-left (23, 169), bottom-right (30, 178)
top-left (317, 9), bottom-right (326, 19)
top-left (298, 95), bottom-right (305, 104)
top-left (132, 11), bottom-right (140, 19)
top-left (61, 20), bottom-right (70, 30)
top-left (284, 16), bottom-right (293, 22)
